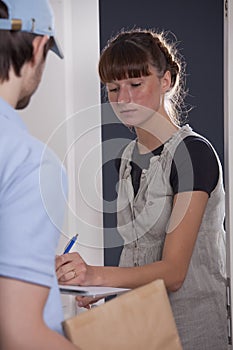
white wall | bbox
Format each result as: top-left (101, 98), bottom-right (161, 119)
top-left (20, 0), bottom-right (103, 265)
top-left (20, 0), bottom-right (103, 319)
top-left (20, 0), bottom-right (66, 158)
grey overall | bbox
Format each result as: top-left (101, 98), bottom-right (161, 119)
top-left (117, 125), bottom-right (228, 350)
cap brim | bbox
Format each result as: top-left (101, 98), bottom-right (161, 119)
top-left (51, 36), bottom-right (64, 59)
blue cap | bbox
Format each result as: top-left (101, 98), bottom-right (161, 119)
top-left (0, 0), bottom-right (63, 58)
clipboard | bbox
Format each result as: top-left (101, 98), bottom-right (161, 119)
top-left (59, 284), bottom-right (130, 298)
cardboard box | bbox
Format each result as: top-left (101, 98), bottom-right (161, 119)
top-left (63, 279), bottom-right (182, 350)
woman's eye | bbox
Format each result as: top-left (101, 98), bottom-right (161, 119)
top-left (131, 83), bottom-right (141, 87)
top-left (107, 87), bottom-right (118, 92)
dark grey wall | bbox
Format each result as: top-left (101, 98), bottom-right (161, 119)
top-left (99, 0), bottom-right (224, 266)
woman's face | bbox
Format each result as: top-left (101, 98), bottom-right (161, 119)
top-left (106, 65), bottom-right (170, 127)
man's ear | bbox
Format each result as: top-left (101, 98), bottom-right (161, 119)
top-left (31, 35), bottom-right (50, 66)
top-left (161, 70), bottom-right (172, 93)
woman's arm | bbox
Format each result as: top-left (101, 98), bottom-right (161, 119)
top-left (56, 191), bottom-right (208, 292)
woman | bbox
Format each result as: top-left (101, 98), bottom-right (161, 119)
top-left (56, 28), bottom-right (228, 349)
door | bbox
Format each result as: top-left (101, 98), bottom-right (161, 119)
top-left (99, 0), bottom-right (230, 344)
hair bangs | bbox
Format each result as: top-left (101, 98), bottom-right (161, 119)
top-left (99, 40), bottom-right (151, 83)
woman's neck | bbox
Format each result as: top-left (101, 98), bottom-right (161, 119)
top-left (135, 113), bottom-right (179, 154)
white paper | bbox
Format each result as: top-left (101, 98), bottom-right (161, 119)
top-left (59, 284), bottom-right (130, 298)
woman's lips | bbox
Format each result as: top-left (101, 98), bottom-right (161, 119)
top-left (119, 109), bottom-right (137, 114)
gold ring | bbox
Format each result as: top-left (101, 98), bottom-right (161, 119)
top-left (73, 270), bottom-right (76, 278)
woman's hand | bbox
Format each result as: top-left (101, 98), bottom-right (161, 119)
top-left (56, 252), bottom-right (91, 285)
top-left (76, 295), bottom-right (103, 309)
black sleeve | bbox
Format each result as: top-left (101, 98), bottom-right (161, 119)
top-left (170, 136), bottom-right (219, 196)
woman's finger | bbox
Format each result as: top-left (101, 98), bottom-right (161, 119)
top-left (58, 269), bottom-right (77, 283)
top-left (56, 252), bottom-right (82, 270)
top-left (76, 295), bottom-right (103, 308)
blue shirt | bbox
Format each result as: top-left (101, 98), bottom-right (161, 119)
top-left (0, 97), bottom-right (67, 334)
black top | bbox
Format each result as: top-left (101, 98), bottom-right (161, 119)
top-left (116, 136), bottom-right (219, 197)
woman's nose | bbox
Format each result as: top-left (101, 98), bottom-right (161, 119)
top-left (117, 87), bottom-right (131, 103)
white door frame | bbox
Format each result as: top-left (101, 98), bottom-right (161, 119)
top-left (224, 0), bottom-right (233, 346)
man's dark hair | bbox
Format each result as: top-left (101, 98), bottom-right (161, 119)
top-left (0, 0), bottom-right (53, 82)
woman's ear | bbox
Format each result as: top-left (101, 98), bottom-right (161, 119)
top-left (161, 70), bottom-right (172, 93)
top-left (31, 35), bottom-right (50, 66)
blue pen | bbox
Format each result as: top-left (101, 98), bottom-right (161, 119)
top-left (63, 234), bottom-right (79, 254)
